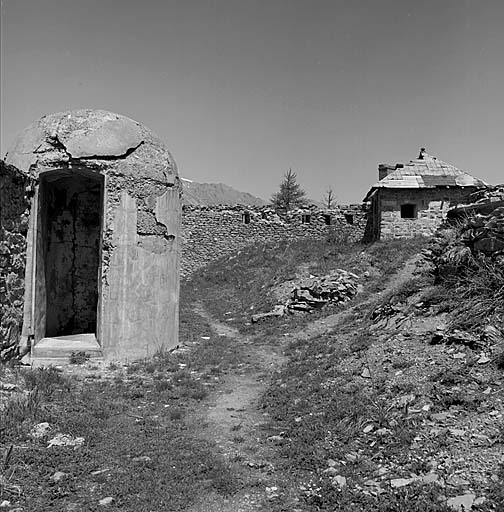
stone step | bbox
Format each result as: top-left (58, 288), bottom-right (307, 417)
top-left (29, 333), bottom-right (103, 367)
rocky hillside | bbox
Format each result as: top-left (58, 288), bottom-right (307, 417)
top-left (447, 184), bottom-right (504, 256)
top-left (423, 183), bottom-right (504, 343)
top-left (181, 178), bottom-right (267, 206)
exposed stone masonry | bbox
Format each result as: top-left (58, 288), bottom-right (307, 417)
top-left (181, 204), bottom-right (366, 277)
top-left (0, 161), bottom-right (33, 360)
top-left (375, 188), bottom-right (477, 240)
top-left (364, 149), bottom-right (487, 241)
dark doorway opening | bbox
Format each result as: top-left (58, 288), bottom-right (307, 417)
top-left (38, 171), bottom-right (103, 338)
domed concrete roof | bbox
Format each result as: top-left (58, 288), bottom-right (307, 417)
top-left (5, 109), bottom-right (178, 185)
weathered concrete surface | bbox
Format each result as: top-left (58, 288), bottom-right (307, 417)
top-left (101, 189), bottom-right (180, 361)
top-left (4, 109), bottom-right (181, 362)
top-left (30, 333), bottom-right (102, 367)
top-left (5, 109), bottom-right (177, 186)
top-left (58, 117), bottom-right (143, 158)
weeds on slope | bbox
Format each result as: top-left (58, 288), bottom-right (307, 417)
top-left (428, 226), bottom-right (504, 333)
top-left (0, 310), bottom-right (241, 511)
top-left (442, 256), bottom-right (504, 333)
top-left (0, 236), bottom-right (429, 510)
top-left (183, 236), bottom-right (429, 331)
top-left (256, 238), bottom-right (504, 511)
top-left (259, 318), bottom-right (466, 511)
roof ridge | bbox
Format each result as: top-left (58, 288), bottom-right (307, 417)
top-left (369, 148), bottom-right (487, 191)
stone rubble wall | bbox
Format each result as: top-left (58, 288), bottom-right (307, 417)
top-left (0, 161), bottom-right (33, 360)
top-left (181, 204), bottom-right (367, 277)
top-left (448, 185), bottom-right (504, 256)
top-left (425, 185), bottom-right (504, 282)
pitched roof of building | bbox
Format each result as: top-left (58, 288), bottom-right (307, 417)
top-left (370, 148), bottom-right (487, 190)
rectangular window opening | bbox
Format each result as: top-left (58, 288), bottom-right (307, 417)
top-left (400, 204), bottom-right (417, 219)
top-left (301, 214), bottom-right (311, 224)
top-left (344, 213), bottom-right (354, 225)
top-left (323, 214), bottom-right (332, 225)
top-left (242, 212), bottom-right (251, 224)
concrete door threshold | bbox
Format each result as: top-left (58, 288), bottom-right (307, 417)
top-left (30, 333), bottom-right (103, 367)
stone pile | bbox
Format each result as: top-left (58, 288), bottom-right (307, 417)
top-left (447, 184), bottom-right (504, 256)
top-left (430, 324), bottom-right (503, 351)
top-left (287, 269), bottom-right (360, 312)
top-left (252, 269), bottom-right (360, 322)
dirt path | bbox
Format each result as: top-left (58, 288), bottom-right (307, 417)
top-left (185, 256), bottom-right (422, 511)
top-left (291, 254), bottom-right (423, 343)
top-left (186, 307), bottom-right (286, 511)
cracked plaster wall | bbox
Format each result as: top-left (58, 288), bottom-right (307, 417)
top-left (101, 188), bottom-right (180, 360)
top-left (4, 110), bottom-right (181, 361)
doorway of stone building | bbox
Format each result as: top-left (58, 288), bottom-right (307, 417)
top-left (32, 169), bottom-right (104, 363)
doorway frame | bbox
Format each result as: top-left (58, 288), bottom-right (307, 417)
top-left (30, 168), bottom-right (105, 347)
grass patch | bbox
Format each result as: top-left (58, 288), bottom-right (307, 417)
top-left (4, 421), bottom-right (236, 511)
top-left (298, 483), bottom-right (453, 512)
top-left (260, 324), bottom-right (447, 511)
top-left (182, 237), bottom-right (428, 332)
top-left (1, 365), bottom-right (238, 510)
top-left (430, 227), bottom-right (504, 333)
top-left (4, 234), bottom-right (478, 511)
top-left (22, 366), bottom-right (71, 395)
top-left (1, 312), bottom-right (241, 510)
top-left (258, 317), bottom-right (470, 511)
top-left (443, 256), bottom-right (504, 332)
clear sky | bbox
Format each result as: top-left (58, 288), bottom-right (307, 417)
top-left (1, 0), bottom-right (503, 203)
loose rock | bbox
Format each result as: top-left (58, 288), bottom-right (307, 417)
top-left (446, 493), bottom-right (475, 511)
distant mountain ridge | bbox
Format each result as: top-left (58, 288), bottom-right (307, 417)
top-left (181, 178), bottom-right (267, 206)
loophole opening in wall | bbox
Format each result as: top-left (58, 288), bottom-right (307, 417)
top-left (323, 214), bottom-right (332, 225)
top-left (242, 212), bottom-right (251, 225)
top-left (344, 213), bottom-right (354, 225)
top-left (400, 203), bottom-right (417, 219)
top-left (36, 170), bottom-right (104, 340)
top-left (302, 214), bottom-right (311, 224)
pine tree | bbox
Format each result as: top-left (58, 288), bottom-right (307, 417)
top-left (271, 169), bottom-right (307, 211)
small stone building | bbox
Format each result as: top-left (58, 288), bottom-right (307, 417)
top-left (363, 148), bottom-right (487, 241)
top-left (2, 109), bottom-right (181, 363)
